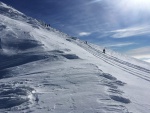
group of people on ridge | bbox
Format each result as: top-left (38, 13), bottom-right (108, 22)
top-left (45, 24), bottom-right (50, 27)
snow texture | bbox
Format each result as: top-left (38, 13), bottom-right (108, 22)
top-left (0, 2), bottom-right (150, 113)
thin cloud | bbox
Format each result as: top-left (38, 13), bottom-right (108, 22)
top-left (143, 59), bottom-right (150, 63)
top-left (126, 46), bottom-right (150, 62)
top-left (79, 32), bottom-right (91, 36)
top-left (107, 42), bottom-right (135, 47)
top-left (126, 46), bottom-right (150, 55)
top-left (111, 25), bottom-right (150, 38)
top-left (90, 0), bottom-right (103, 3)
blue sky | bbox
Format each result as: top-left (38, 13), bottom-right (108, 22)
top-left (1, 0), bottom-right (150, 62)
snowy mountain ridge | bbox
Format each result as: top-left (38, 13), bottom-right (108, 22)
top-left (0, 2), bottom-right (150, 113)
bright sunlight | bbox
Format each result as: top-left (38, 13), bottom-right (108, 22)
top-left (118, 0), bottom-right (150, 11)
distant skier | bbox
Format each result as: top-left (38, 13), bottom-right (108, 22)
top-left (103, 48), bottom-right (105, 54)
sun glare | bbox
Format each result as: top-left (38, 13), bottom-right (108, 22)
top-left (119, 0), bottom-right (150, 11)
top-left (131, 0), bottom-right (150, 7)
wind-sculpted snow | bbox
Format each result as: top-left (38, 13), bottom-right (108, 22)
top-left (110, 95), bottom-right (131, 104)
top-left (2, 39), bottom-right (43, 51)
top-left (0, 2), bottom-right (27, 22)
top-left (0, 52), bottom-right (49, 70)
top-left (0, 2), bottom-right (46, 30)
top-left (0, 49), bottom-right (80, 79)
top-left (0, 84), bottom-right (37, 110)
top-left (62, 54), bottom-right (80, 59)
top-left (98, 72), bottom-right (130, 104)
top-left (0, 23), bottom-right (6, 31)
top-left (0, 58), bottom-right (131, 113)
top-left (0, 2), bottom-right (150, 113)
top-left (100, 73), bottom-right (117, 80)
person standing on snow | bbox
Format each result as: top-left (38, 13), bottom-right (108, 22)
top-left (103, 48), bottom-right (105, 54)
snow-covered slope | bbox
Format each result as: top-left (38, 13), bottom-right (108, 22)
top-left (0, 2), bottom-right (150, 113)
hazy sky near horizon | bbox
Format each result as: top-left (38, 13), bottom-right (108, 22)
top-left (1, 0), bottom-right (150, 62)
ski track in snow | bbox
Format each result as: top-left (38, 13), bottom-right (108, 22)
top-left (74, 41), bottom-right (150, 82)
